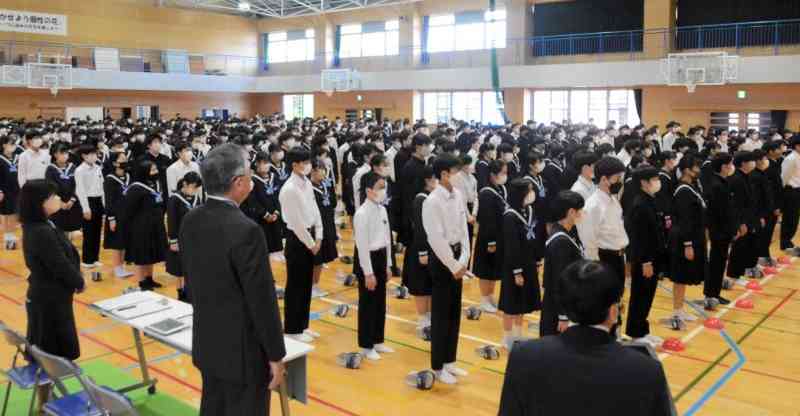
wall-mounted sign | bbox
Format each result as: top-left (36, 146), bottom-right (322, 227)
top-left (0, 9), bottom-right (67, 36)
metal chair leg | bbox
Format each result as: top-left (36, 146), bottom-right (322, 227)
top-left (1, 381), bottom-right (11, 416)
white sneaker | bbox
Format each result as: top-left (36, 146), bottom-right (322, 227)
top-left (632, 337), bottom-right (659, 349)
top-left (303, 328), bottom-right (320, 339)
top-left (81, 263), bottom-right (96, 269)
top-left (435, 369), bottom-right (457, 384)
top-left (288, 333), bottom-right (314, 343)
top-left (644, 334), bottom-right (664, 345)
top-left (678, 310), bottom-right (698, 322)
top-left (361, 348), bottom-right (381, 361)
top-left (374, 343), bottom-right (394, 353)
top-left (311, 286), bottom-right (328, 298)
top-left (444, 363), bottom-right (468, 377)
top-left (270, 253), bottom-right (286, 263)
top-left (502, 336), bottom-right (515, 351)
top-left (480, 301), bottom-right (498, 314)
top-left (735, 277), bottom-right (749, 287)
top-left (93, 262), bottom-right (103, 267)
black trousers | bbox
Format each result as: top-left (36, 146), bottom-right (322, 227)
top-left (81, 197), bottom-right (104, 264)
top-left (625, 262), bottom-right (658, 338)
top-left (758, 214), bottom-right (778, 258)
top-left (705, 239), bottom-right (731, 298)
top-left (539, 289), bottom-right (559, 338)
top-left (430, 245), bottom-right (462, 371)
top-left (200, 372), bottom-right (269, 416)
top-left (357, 249), bottom-right (387, 349)
top-left (284, 231), bottom-right (314, 335)
top-left (598, 249), bottom-right (625, 336)
top-left (728, 232), bottom-right (756, 278)
top-left (781, 187), bottom-right (800, 249)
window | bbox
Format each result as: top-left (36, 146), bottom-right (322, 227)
top-left (710, 112), bottom-right (740, 132)
top-left (340, 20), bottom-right (399, 58)
top-left (283, 94), bottom-right (314, 119)
top-left (710, 112), bottom-right (771, 134)
top-left (266, 29), bottom-right (315, 63)
top-left (428, 9), bottom-right (506, 53)
top-left (532, 89), bottom-right (641, 126)
top-left (422, 91), bottom-right (506, 125)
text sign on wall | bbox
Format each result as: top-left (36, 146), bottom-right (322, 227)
top-left (0, 9), bottom-right (68, 36)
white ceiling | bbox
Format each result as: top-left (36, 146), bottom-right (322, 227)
top-left (163, 0), bottom-right (420, 19)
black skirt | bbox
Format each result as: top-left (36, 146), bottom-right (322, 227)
top-left (669, 231), bottom-right (707, 285)
top-left (402, 245), bottom-right (433, 296)
top-left (51, 204), bottom-right (83, 233)
top-left (26, 297), bottom-right (80, 360)
top-left (498, 265), bottom-right (541, 315)
top-left (0, 189), bottom-right (18, 215)
top-left (102, 217), bottom-right (124, 250)
top-left (124, 212), bottom-right (167, 266)
top-left (313, 212), bottom-right (338, 265)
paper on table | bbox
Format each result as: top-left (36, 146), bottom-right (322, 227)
top-left (112, 298), bottom-right (172, 320)
top-left (93, 291), bottom-right (158, 312)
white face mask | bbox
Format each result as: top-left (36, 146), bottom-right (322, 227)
top-left (301, 163), bottom-right (312, 176)
top-left (286, 139), bottom-right (297, 149)
top-left (534, 162), bottom-right (545, 173)
top-left (524, 192), bottom-right (536, 206)
top-left (503, 154), bottom-right (514, 163)
top-left (31, 138), bottom-right (43, 148)
top-left (496, 174), bottom-right (508, 185)
top-left (374, 189), bottom-right (387, 203)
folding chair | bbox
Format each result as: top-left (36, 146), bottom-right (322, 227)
top-left (27, 345), bottom-right (101, 416)
top-left (0, 322), bottom-right (51, 416)
top-left (81, 377), bottom-right (138, 416)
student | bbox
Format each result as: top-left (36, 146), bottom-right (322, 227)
top-left (403, 166), bottom-right (437, 332)
top-left (660, 121), bottom-right (681, 152)
top-left (166, 172), bottom-right (202, 302)
top-left (704, 153), bottom-right (738, 307)
top-left (400, 134), bottom-right (433, 246)
top-left (542, 144), bottom-right (568, 192)
top-left (0, 136), bottom-right (20, 249)
top-left (780, 136), bottom-right (800, 254)
top-left (540, 190), bottom-right (585, 337)
top-left (121, 159), bottom-right (167, 291)
top-left (472, 160), bottom-right (508, 313)
top-left (522, 151), bottom-right (552, 242)
top-left (668, 154), bottom-right (707, 322)
top-left (653, 151), bottom-right (678, 275)
top-left (751, 149), bottom-right (776, 264)
top-left (310, 159), bottom-right (338, 297)
top-left (626, 167), bottom-right (666, 346)
top-left (17, 131), bottom-right (50, 188)
top-left (166, 141), bottom-right (201, 196)
top-left (569, 151), bottom-right (599, 201)
top-left (422, 154), bottom-right (470, 384)
top-left (74, 144), bottom-right (105, 268)
top-left (353, 144), bottom-right (381, 209)
top-left (499, 178), bottom-right (542, 349)
top-left (138, 135), bottom-right (171, 201)
top-left (353, 171), bottom-right (395, 360)
top-left (498, 143), bottom-right (518, 179)
top-left (103, 151), bottom-right (132, 278)
top-left (45, 143), bottom-right (82, 237)
top-left (727, 152), bottom-right (759, 281)
top-left (761, 141), bottom-right (785, 262)
top-left (475, 143), bottom-right (497, 190)
top-left (243, 152), bottom-right (284, 257)
top-left (279, 147), bottom-right (323, 343)
top-left (451, 155), bottom-right (479, 244)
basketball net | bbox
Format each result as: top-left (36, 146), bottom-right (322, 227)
top-left (686, 83), bottom-right (697, 94)
top-left (324, 89), bottom-right (334, 98)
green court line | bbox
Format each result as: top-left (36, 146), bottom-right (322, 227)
top-left (674, 289), bottom-right (797, 402)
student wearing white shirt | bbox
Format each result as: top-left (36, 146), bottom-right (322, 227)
top-left (570, 151), bottom-right (599, 201)
top-left (660, 121), bottom-right (681, 152)
top-left (780, 136), bottom-right (800, 252)
top-left (352, 144), bottom-right (381, 209)
top-left (422, 154), bottom-right (470, 385)
top-left (74, 145), bottom-right (105, 267)
top-left (451, 155), bottom-right (479, 243)
top-left (353, 171), bottom-right (395, 361)
top-left (17, 131), bottom-right (50, 188)
top-left (739, 129), bottom-right (763, 152)
top-left (279, 147), bottom-right (324, 343)
top-left (166, 142), bottom-right (201, 196)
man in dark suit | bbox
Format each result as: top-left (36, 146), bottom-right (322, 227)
top-left (181, 143), bottom-right (286, 415)
top-left (499, 260), bottom-right (672, 416)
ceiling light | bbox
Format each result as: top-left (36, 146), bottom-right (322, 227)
top-left (238, 2), bottom-right (251, 11)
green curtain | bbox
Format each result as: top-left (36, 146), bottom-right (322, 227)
top-left (489, 0), bottom-right (509, 124)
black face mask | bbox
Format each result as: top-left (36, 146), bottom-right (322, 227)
top-left (609, 181), bottom-right (623, 195)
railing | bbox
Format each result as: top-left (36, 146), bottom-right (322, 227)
top-left (531, 30), bottom-right (644, 57)
top-left (675, 19), bottom-right (800, 52)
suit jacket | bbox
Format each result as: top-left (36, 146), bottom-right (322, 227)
top-left (499, 326), bottom-right (672, 416)
top-left (22, 221), bottom-right (84, 302)
top-left (181, 198), bottom-right (286, 384)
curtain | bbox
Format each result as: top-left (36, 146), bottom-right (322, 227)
top-left (634, 89), bottom-right (643, 121)
top-left (677, 0), bottom-right (800, 27)
top-left (333, 25), bottom-right (342, 68)
top-left (421, 15), bottom-right (430, 65)
top-left (771, 110), bottom-right (788, 132)
top-left (262, 33), bottom-right (269, 72)
top-left (489, 0), bottom-right (508, 124)
top-left (533, 0), bottom-right (644, 36)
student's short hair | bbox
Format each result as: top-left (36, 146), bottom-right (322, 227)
top-left (733, 151), bottom-right (756, 167)
top-left (432, 154), bottom-right (460, 179)
top-left (594, 143), bottom-right (614, 157)
top-left (369, 154), bottom-right (387, 168)
top-left (623, 138), bottom-right (641, 152)
top-left (460, 154), bottom-right (473, 166)
top-left (478, 143), bottom-right (496, 157)
top-left (174, 141), bottom-right (191, 154)
top-left (557, 260), bottom-right (624, 326)
top-left (19, 179), bottom-right (58, 225)
top-left (632, 166), bottom-right (659, 185)
top-left (710, 152), bottom-right (733, 173)
top-left (507, 178), bottom-right (532, 212)
top-left (421, 165), bottom-right (434, 181)
top-left (527, 151), bottom-right (544, 165)
top-left (77, 144), bottom-right (97, 157)
top-left (144, 135), bottom-right (161, 146)
top-left (593, 156), bottom-right (626, 183)
top-left (551, 190), bottom-right (584, 221)
top-left (572, 151), bottom-right (598, 171)
top-left (751, 149), bottom-right (767, 161)
top-left (678, 153), bottom-right (702, 172)
top-left (177, 171), bottom-right (203, 189)
top-left (412, 134), bottom-right (432, 147)
top-left (109, 151), bottom-right (125, 165)
top-left (286, 147), bottom-right (310, 167)
top-left (488, 159), bottom-right (506, 176)
top-left (362, 171), bottom-right (384, 191)
top-left (763, 141), bottom-right (783, 153)
top-left (254, 151), bottom-right (270, 165)
top-left (497, 143), bottom-right (513, 155)
top-left (0, 136), bottom-right (14, 147)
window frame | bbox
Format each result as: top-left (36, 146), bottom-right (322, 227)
top-left (265, 28), bottom-right (315, 64)
top-left (427, 9), bottom-right (507, 53)
top-left (339, 20), bottom-right (400, 59)
top-left (531, 89), bottom-right (641, 127)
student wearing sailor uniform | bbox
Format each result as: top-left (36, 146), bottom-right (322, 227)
top-left (0, 136), bottom-right (20, 249)
top-left (404, 166), bottom-right (438, 331)
top-left (310, 159), bottom-right (338, 271)
top-left (474, 143), bottom-right (496, 190)
top-left (45, 143), bottom-right (83, 235)
top-left (242, 152), bottom-right (283, 255)
top-left (279, 147), bottom-right (324, 343)
top-left (74, 145), bottom-right (106, 268)
top-left (498, 179), bottom-right (542, 350)
top-left (422, 154), bottom-right (471, 385)
top-left (103, 152), bottom-right (133, 278)
top-left (166, 172), bottom-right (202, 302)
top-left (353, 171), bottom-right (395, 361)
top-left (540, 190), bottom-right (586, 337)
top-left (472, 159), bottom-right (509, 314)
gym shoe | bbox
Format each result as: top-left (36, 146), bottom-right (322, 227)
top-left (644, 334), bottom-right (664, 345)
top-left (288, 333), bottom-right (314, 343)
top-left (374, 343), bottom-right (394, 353)
top-left (311, 286), bottom-right (328, 298)
top-left (678, 310), bottom-right (698, 322)
top-left (717, 296), bottom-right (731, 305)
top-left (744, 268), bottom-right (763, 279)
top-left (361, 348), bottom-right (381, 361)
top-left (632, 337), bottom-right (660, 349)
top-left (667, 315), bottom-right (687, 331)
top-left (480, 301), bottom-right (498, 314)
top-left (93, 261), bottom-right (103, 267)
top-left (444, 363), bottom-right (468, 377)
top-left (81, 263), bottom-right (97, 269)
top-left (147, 277), bottom-right (163, 289)
top-left (734, 277), bottom-right (749, 287)
top-left (270, 252), bottom-right (286, 262)
top-left (435, 369), bottom-right (458, 385)
top-left (304, 328), bottom-right (320, 339)
top-left (502, 336), bottom-right (516, 351)
top-left (114, 268), bottom-right (134, 278)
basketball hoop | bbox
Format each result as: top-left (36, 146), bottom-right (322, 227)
top-left (324, 89), bottom-right (334, 98)
top-left (49, 86), bottom-right (59, 96)
top-left (686, 83), bottom-right (697, 94)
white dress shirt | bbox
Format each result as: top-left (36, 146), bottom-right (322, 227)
top-left (385, 146), bottom-right (398, 182)
top-left (740, 139), bottom-right (764, 152)
top-left (452, 171), bottom-right (479, 217)
top-left (74, 162), bottom-right (105, 214)
top-left (166, 159), bottom-right (201, 196)
top-left (17, 148), bottom-right (50, 187)
top-left (422, 184), bottom-right (470, 274)
top-left (353, 198), bottom-right (392, 276)
top-left (661, 132), bottom-right (676, 152)
top-left (279, 172), bottom-right (323, 250)
top-left (576, 189), bottom-right (629, 260)
top-left (570, 176), bottom-right (596, 202)
top-left (782, 151), bottom-right (800, 188)
top-left (352, 163), bottom-right (371, 209)
top-left (616, 149), bottom-right (632, 167)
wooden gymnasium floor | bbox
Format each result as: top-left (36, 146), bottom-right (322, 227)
top-left (1, 221), bottom-right (799, 416)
